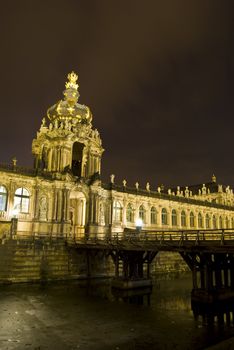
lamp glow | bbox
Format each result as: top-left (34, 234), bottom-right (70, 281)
top-left (136, 218), bottom-right (143, 228)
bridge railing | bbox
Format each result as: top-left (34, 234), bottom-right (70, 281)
top-left (2, 229), bottom-right (234, 247)
top-left (77, 229), bottom-right (234, 246)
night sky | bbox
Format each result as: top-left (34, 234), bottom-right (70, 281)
top-left (0, 0), bottom-right (233, 189)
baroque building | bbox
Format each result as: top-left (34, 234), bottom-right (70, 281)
top-left (1, 72), bottom-right (234, 239)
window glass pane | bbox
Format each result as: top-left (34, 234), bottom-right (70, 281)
top-left (172, 210), bottom-right (177, 226)
top-left (21, 198), bottom-right (29, 213)
top-left (15, 188), bottom-right (23, 195)
top-left (181, 211), bottom-right (186, 226)
top-left (14, 187), bottom-right (30, 213)
top-left (126, 204), bottom-right (134, 222)
top-left (190, 213), bottom-right (194, 227)
top-left (0, 186), bottom-right (7, 193)
top-left (162, 209), bottom-right (167, 225)
top-left (22, 188), bottom-right (29, 196)
top-left (0, 194), bottom-right (7, 211)
top-left (139, 205), bottom-right (145, 221)
top-left (198, 214), bottom-right (203, 227)
top-left (113, 201), bottom-right (122, 222)
top-left (151, 207), bottom-right (156, 224)
top-left (13, 197), bottom-right (21, 209)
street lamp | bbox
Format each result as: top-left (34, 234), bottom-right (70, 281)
top-left (136, 218), bottom-right (143, 233)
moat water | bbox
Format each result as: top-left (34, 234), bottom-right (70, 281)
top-left (0, 273), bottom-right (234, 350)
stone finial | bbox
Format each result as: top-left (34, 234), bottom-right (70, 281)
top-left (146, 182), bottom-right (150, 191)
top-left (110, 174), bottom-right (115, 184)
top-left (41, 117), bottom-right (46, 128)
top-left (202, 184), bottom-right (206, 195)
top-left (168, 189), bottom-right (171, 195)
top-left (190, 191), bottom-right (192, 196)
top-left (176, 186), bottom-right (180, 196)
top-left (185, 186), bottom-right (189, 198)
top-left (122, 179), bottom-right (127, 187)
top-left (12, 157), bottom-right (17, 167)
top-left (198, 189), bottom-right (201, 195)
top-left (212, 174), bottom-right (216, 183)
top-left (157, 186), bottom-right (161, 193)
top-left (135, 182), bottom-right (139, 190)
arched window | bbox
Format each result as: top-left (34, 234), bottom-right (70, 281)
top-left (139, 205), bottom-right (146, 222)
top-left (161, 208), bottom-right (167, 225)
top-left (181, 210), bottom-right (186, 227)
top-left (205, 214), bottom-right (210, 229)
top-left (13, 188), bottom-right (30, 213)
top-left (212, 215), bottom-right (217, 229)
top-left (219, 216), bottom-right (222, 229)
top-left (126, 203), bottom-right (134, 223)
top-left (226, 217), bottom-right (229, 229)
top-left (72, 142), bottom-right (84, 177)
top-left (190, 212), bottom-right (195, 227)
top-left (150, 207), bottom-right (157, 225)
top-left (113, 201), bottom-right (122, 222)
top-left (198, 213), bottom-right (203, 228)
top-left (171, 209), bottom-right (177, 226)
top-left (0, 185), bottom-right (7, 211)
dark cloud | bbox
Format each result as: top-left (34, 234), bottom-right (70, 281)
top-left (0, 0), bottom-right (233, 188)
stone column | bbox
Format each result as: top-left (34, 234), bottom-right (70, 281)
top-left (52, 189), bottom-right (57, 221)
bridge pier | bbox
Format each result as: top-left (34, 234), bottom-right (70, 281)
top-left (181, 252), bottom-right (234, 303)
top-left (111, 250), bottom-right (157, 289)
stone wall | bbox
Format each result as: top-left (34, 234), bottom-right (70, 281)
top-left (152, 252), bottom-right (190, 275)
top-left (0, 236), bottom-right (190, 284)
top-left (0, 238), bottom-right (113, 283)
top-left (0, 220), bottom-right (11, 239)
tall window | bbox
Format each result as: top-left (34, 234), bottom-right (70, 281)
top-left (212, 215), bottom-right (217, 229)
top-left (14, 188), bottom-right (30, 213)
top-left (198, 213), bottom-right (203, 228)
top-left (181, 210), bottom-right (186, 227)
top-left (219, 216), bottom-right (223, 229)
top-left (113, 201), bottom-right (122, 222)
top-left (205, 214), bottom-right (210, 229)
top-left (190, 212), bottom-right (195, 227)
top-left (150, 207), bottom-right (157, 225)
top-left (171, 209), bottom-right (177, 226)
top-left (226, 217), bottom-right (229, 229)
top-left (139, 205), bottom-right (146, 222)
top-left (162, 208), bottom-right (167, 225)
top-left (0, 185), bottom-right (7, 211)
top-left (126, 203), bottom-right (134, 223)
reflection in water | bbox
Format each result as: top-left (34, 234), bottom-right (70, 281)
top-left (192, 299), bottom-right (234, 327)
top-left (1, 274), bottom-right (234, 349)
top-left (112, 286), bottom-right (152, 306)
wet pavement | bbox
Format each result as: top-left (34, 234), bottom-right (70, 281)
top-left (0, 274), bottom-right (234, 349)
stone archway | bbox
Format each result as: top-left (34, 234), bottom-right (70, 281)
top-left (69, 191), bottom-right (86, 239)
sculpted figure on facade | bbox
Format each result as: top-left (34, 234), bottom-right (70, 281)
top-left (39, 196), bottom-right (48, 221)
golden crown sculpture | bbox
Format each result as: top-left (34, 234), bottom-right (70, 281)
top-left (65, 71), bottom-right (79, 90)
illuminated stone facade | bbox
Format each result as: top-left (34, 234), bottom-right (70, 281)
top-left (1, 72), bottom-right (234, 238)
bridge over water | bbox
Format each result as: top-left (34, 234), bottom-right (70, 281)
top-left (68, 229), bottom-right (234, 304)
